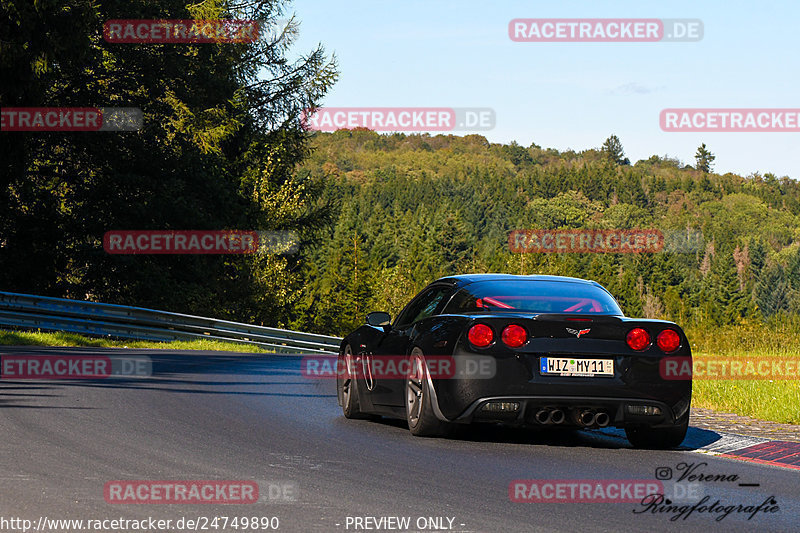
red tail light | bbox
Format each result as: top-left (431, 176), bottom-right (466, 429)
top-left (501, 324), bottom-right (528, 348)
top-left (656, 329), bottom-right (681, 353)
top-left (468, 324), bottom-right (494, 348)
top-left (626, 328), bottom-right (651, 351)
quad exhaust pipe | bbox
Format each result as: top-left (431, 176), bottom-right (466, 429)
top-left (535, 407), bottom-right (609, 427)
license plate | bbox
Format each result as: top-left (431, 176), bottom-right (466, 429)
top-left (540, 357), bottom-right (614, 377)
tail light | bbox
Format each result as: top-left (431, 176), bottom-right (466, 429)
top-left (501, 324), bottom-right (528, 348)
top-left (656, 329), bottom-right (681, 353)
top-left (626, 328), bottom-right (651, 351)
top-left (468, 324), bottom-right (494, 347)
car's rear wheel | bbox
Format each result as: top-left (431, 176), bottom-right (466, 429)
top-left (339, 345), bottom-right (369, 419)
top-left (405, 348), bottom-right (450, 437)
top-left (625, 413), bottom-right (689, 449)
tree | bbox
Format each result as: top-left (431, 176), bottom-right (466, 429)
top-left (754, 263), bottom-right (790, 318)
top-left (601, 135), bottom-right (630, 165)
top-left (0, 0), bottom-right (338, 325)
top-left (695, 143), bottom-right (716, 173)
top-left (703, 251), bottom-right (749, 324)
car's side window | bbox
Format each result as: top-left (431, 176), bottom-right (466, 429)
top-left (394, 286), bottom-right (450, 327)
top-left (441, 289), bottom-right (473, 313)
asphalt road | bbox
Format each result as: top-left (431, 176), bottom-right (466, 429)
top-left (0, 346), bottom-right (797, 533)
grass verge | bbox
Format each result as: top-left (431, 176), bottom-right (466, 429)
top-left (685, 318), bottom-right (800, 425)
top-left (0, 329), bottom-right (273, 354)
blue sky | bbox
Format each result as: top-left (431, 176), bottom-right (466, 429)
top-left (290, 1), bottom-right (799, 179)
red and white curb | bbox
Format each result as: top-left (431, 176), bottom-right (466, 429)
top-left (597, 428), bottom-right (800, 471)
top-left (694, 435), bottom-right (800, 471)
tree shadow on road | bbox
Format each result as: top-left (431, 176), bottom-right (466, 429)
top-left (0, 347), bottom-right (336, 407)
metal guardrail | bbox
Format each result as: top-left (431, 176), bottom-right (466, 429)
top-left (0, 291), bottom-right (342, 354)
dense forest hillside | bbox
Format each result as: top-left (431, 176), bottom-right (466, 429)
top-left (291, 130), bottom-right (800, 336)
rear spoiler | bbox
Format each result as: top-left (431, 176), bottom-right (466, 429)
top-left (532, 314), bottom-right (624, 323)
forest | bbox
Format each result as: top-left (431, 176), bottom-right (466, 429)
top-left (290, 131), bottom-right (800, 336)
top-left (2, 1), bottom-right (798, 340)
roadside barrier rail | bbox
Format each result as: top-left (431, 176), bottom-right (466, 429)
top-left (0, 291), bottom-right (342, 354)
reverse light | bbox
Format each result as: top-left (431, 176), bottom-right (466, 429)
top-left (481, 401), bottom-right (520, 412)
top-left (468, 324), bottom-right (494, 348)
top-left (501, 324), bottom-right (528, 348)
top-left (626, 328), bottom-right (651, 351)
top-left (656, 329), bottom-right (681, 353)
top-left (626, 405), bottom-right (662, 416)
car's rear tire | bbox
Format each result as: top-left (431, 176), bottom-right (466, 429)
top-left (405, 348), bottom-right (450, 437)
top-left (625, 413), bottom-right (689, 449)
top-left (339, 345), bottom-right (370, 419)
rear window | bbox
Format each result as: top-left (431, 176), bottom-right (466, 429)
top-left (444, 280), bottom-right (623, 315)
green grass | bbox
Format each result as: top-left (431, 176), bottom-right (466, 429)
top-left (685, 318), bottom-right (800, 425)
top-left (0, 329), bottom-right (273, 354)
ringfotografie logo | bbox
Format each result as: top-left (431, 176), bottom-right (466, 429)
top-left (636, 463), bottom-right (777, 522)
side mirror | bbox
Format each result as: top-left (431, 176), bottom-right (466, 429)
top-left (366, 311), bottom-right (391, 328)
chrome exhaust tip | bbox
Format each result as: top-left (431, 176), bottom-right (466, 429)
top-left (595, 411), bottom-right (610, 427)
top-left (550, 409), bottom-right (566, 424)
top-left (579, 409), bottom-right (597, 426)
top-left (535, 409), bottom-right (552, 424)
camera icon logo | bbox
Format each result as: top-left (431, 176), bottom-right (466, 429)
top-left (655, 467), bottom-right (673, 480)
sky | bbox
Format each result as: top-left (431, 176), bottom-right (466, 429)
top-left (288, 0), bottom-right (799, 179)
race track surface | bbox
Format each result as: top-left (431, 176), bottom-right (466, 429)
top-left (1, 347), bottom-right (797, 533)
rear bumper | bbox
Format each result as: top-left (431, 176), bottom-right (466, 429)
top-left (442, 394), bottom-right (689, 428)
top-left (426, 349), bottom-right (691, 427)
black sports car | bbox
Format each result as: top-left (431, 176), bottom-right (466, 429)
top-left (336, 274), bottom-right (692, 449)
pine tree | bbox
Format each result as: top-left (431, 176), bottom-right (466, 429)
top-left (601, 135), bottom-right (630, 165)
top-left (754, 263), bottom-right (790, 318)
top-left (695, 143), bottom-right (716, 173)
